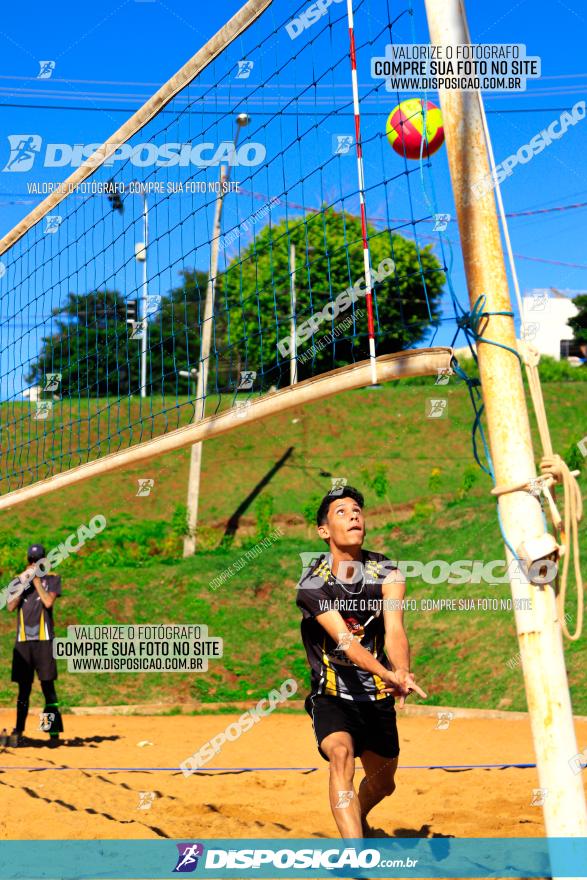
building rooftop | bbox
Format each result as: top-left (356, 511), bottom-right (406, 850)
top-left (524, 288), bottom-right (585, 300)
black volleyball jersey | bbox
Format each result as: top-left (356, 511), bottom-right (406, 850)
top-left (12, 575), bottom-right (61, 642)
top-left (296, 550), bottom-right (397, 702)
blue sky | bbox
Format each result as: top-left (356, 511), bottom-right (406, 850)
top-left (0, 0), bottom-right (585, 395)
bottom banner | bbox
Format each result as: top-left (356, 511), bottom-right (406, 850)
top-left (0, 837), bottom-right (585, 878)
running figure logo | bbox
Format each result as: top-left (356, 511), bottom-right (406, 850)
top-left (146, 294), bottom-right (161, 316)
top-left (520, 322), bottom-right (539, 341)
top-left (432, 213), bottom-right (451, 232)
top-left (33, 401), bottom-right (53, 421)
top-left (37, 60), bottom-right (56, 79)
top-left (39, 712), bottom-right (55, 732)
top-left (435, 711), bottom-right (454, 730)
top-left (335, 790), bottom-right (354, 808)
top-left (44, 373), bottom-right (62, 392)
top-left (434, 367), bottom-right (451, 386)
top-left (129, 321), bottom-right (145, 340)
top-left (333, 134), bottom-right (354, 155)
top-left (427, 398), bottom-right (448, 419)
top-left (236, 60), bottom-right (254, 79)
top-left (173, 843), bottom-right (205, 873)
top-left (234, 400), bottom-right (252, 419)
top-left (137, 791), bottom-right (156, 810)
top-left (44, 215), bottom-right (63, 235)
top-left (330, 477), bottom-right (347, 493)
top-left (237, 370), bottom-right (256, 390)
top-left (528, 291), bottom-right (549, 311)
top-left (3, 135), bottom-right (42, 172)
top-left (336, 631), bottom-right (354, 651)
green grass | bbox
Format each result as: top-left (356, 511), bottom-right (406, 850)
top-left (0, 379), bottom-right (585, 714)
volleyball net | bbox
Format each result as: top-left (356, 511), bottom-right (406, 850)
top-left (0, 0), bottom-right (458, 500)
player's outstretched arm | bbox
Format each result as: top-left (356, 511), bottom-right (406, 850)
top-left (382, 575), bottom-right (428, 707)
top-left (315, 608), bottom-right (406, 698)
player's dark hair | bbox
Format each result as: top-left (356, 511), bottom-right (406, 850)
top-left (316, 486), bottom-right (364, 527)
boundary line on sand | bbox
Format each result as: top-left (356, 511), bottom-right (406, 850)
top-left (2, 702), bottom-right (586, 722)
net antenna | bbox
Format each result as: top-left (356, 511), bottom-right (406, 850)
top-left (345, 0), bottom-right (378, 387)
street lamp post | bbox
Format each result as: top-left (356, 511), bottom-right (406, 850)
top-left (289, 242), bottom-right (297, 386)
top-left (105, 181), bottom-right (149, 398)
top-left (289, 244), bottom-right (315, 385)
top-left (134, 190), bottom-right (149, 399)
top-left (183, 112), bottom-right (251, 557)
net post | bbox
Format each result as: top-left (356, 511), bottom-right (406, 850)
top-left (423, 0), bottom-right (587, 848)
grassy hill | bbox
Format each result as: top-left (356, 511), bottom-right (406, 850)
top-left (0, 375), bottom-right (585, 714)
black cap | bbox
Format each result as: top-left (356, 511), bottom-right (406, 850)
top-left (27, 544), bottom-right (46, 563)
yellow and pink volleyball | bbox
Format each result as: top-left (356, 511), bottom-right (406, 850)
top-left (386, 98), bottom-right (445, 160)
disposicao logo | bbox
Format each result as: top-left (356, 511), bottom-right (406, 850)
top-left (3, 136), bottom-right (267, 172)
top-left (173, 843), bottom-right (205, 873)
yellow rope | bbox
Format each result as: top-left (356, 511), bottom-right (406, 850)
top-left (539, 453), bottom-right (584, 640)
top-left (517, 341), bottom-right (584, 640)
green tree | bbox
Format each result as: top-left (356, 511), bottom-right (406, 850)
top-left (28, 270), bottom-right (208, 398)
top-left (149, 269), bottom-right (209, 393)
top-left (27, 289), bottom-right (137, 397)
top-left (568, 294), bottom-right (587, 347)
top-left (219, 208), bottom-right (445, 386)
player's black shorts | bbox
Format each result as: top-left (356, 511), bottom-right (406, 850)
top-left (305, 692), bottom-right (400, 761)
top-left (11, 641), bottom-right (58, 683)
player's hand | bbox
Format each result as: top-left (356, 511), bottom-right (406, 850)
top-left (381, 669), bottom-right (427, 707)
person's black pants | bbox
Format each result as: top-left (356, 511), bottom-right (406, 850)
top-left (12, 642), bottom-right (63, 736)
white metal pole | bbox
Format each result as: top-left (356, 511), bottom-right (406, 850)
top-left (140, 193), bottom-right (148, 399)
top-left (290, 242), bottom-right (297, 386)
top-left (184, 114), bottom-right (250, 557)
top-left (424, 0), bottom-right (587, 849)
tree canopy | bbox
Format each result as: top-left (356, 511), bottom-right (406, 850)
top-left (218, 208), bottom-right (445, 385)
top-left (27, 270), bottom-right (208, 398)
top-left (568, 294), bottom-right (587, 347)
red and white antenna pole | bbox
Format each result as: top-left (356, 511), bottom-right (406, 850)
top-left (346, 0), bottom-right (378, 386)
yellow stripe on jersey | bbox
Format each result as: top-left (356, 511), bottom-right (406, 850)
top-left (322, 637), bottom-right (338, 696)
top-left (314, 560), bottom-right (331, 582)
top-left (18, 609), bottom-right (26, 642)
top-left (39, 609), bottom-right (46, 641)
top-left (365, 560), bottom-right (381, 580)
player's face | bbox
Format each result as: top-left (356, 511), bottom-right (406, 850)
top-left (319, 497), bottom-right (365, 550)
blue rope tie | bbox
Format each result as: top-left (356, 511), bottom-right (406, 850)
top-left (454, 294), bottom-right (519, 361)
top-left (451, 299), bottom-right (542, 574)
